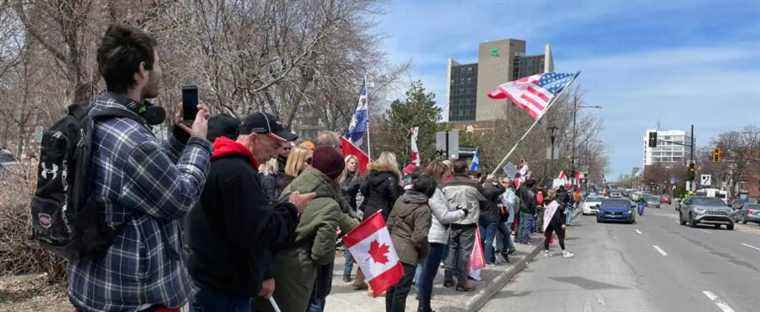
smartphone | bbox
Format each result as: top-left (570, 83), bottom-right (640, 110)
top-left (182, 85), bottom-right (199, 121)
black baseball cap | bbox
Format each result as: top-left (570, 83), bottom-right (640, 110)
top-left (240, 112), bottom-right (298, 142)
top-left (207, 113), bottom-right (241, 142)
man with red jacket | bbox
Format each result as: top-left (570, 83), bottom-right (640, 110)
top-left (185, 112), bottom-right (315, 311)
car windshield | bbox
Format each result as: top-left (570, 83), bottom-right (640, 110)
top-left (747, 204), bottom-right (760, 210)
top-left (0, 152), bottom-right (14, 163)
top-left (645, 196), bottom-right (659, 201)
top-left (689, 197), bottom-right (726, 206)
top-left (602, 199), bottom-right (630, 208)
top-left (588, 197), bottom-right (603, 201)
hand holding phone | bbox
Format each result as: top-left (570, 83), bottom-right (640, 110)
top-left (182, 85), bottom-right (198, 121)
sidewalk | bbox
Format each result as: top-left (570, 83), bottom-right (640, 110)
top-left (325, 233), bottom-right (544, 312)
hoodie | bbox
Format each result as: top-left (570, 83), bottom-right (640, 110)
top-left (387, 191), bottom-right (433, 264)
top-left (184, 136), bottom-right (299, 297)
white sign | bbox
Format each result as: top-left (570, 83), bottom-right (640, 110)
top-left (700, 174), bottom-right (712, 186)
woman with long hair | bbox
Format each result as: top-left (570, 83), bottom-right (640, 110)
top-left (338, 154), bottom-right (362, 282)
top-left (279, 146), bottom-right (312, 192)
top-left (352, 152), bottom-right (403, 290)
top-left (542, 189), bottom-right (574, 258)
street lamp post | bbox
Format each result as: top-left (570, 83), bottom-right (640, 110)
top-left (571, 101), bottom-right (602, 184)
top-left (545, 126), bottom-right (559, 185)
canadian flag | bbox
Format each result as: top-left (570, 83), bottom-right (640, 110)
top-left (468, 226), bottom-right (486, 280)
top-left (342, 211), bottom-right (404, 296)
top-left (410, 127), bottom-right (420, 166)
top-left (340, 137), bottom-right (370, 175)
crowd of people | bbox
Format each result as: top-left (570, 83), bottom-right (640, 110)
top-left (65, 24), bottom-right (582, 312)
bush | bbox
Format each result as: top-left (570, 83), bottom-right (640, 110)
top-left (0, 162), bottom-right (67, 284)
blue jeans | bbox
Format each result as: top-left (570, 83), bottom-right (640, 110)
top-left (307, 290), bottom-right (326, 312)
top-left (518, 213), bottom-right (535, 243)
top-left (566, 205), bottom-right (574, 225)
top-left (190, 283), bottom-right (251, 312)
top-left (414, 263), bottom-right (423, 286)
top-left (417, 243), bottom-right (446, 312)
top-left (479, 220), bottom-right (499, 264)
top-left (343, 249), bottom-right (354, 278)
top-left (495, 220), bottom-right (514, 254)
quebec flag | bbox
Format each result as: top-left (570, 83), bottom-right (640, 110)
top-left (346, 79), bottom-right (369, 146)
top-left (469, 149), bottom-right (480, 172)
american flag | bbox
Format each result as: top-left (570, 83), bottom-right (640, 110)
top-left (488, 72), bottom-right (578, 120)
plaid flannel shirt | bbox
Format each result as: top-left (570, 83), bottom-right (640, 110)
top-left (68, 93), bottom-right (211, 312)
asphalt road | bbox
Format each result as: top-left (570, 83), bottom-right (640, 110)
top-left (482, 205), bottom-right (760, 312)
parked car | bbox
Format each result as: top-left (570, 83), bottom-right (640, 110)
top-left (582, 196), bottom-right (605, 215)
top-left (731, 198), bottom-right (757, 211)
top-left (735, 203), bottom-right (760, 225)
top-left (678, 196), bottom-right (734, 230)
top-left (644, 194), bottom-right (661, 209)
top-left (660, 194), bottom-right (671, 205)
top-left (597, 199), bottom-right (636, 224)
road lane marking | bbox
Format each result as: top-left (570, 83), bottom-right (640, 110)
top-left (635, 229), bottom-right (642, 235)
top-left (652, 245), bottom-right (668, 256)
top-left (702, 290), bottom-right (718, 301)
top-left (702, 290), bottom-right (736, 312)
top-left (741, 243), bottom-right (760, 253)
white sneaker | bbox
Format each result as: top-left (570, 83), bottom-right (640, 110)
top-left (544, 250), bottom-right (550, 257)
top-left (562, 250), bottom-right (574, 258)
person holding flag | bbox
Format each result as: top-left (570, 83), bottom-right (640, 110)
top-left (385, 174), bottom-right (436, 312)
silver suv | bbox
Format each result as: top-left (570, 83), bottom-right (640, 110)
top-left (679, 196), bottom-right (734, 230)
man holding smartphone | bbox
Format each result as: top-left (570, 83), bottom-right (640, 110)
top-left (68, 24), bottom-right (211, 312)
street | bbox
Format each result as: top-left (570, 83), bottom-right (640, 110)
top-left (483, 206), bottom-right (760, 312)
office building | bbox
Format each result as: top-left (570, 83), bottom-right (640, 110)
top-left (447, 39), bottom-right (553, 122)
top-left (643, 129), bottom-right (689, 167)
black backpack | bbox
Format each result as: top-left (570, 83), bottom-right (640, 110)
top-left (30, 103), bottom-right (134, 261)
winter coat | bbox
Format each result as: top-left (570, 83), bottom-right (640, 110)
top-left (442, 175), bottom-right (486, 225)
top-left (260, 157), bottom-right (288, 203)
top-left (262, 168), bottom-right (359, 312)
top-left (517, 185), bottom-right (537, 215)
top-left (341, 170), bottom-right (362, 212)
top-left (558, 190), bottom-right (572, 208)
top-left (185, 137), bottom-right (299, 298)
top-left (500, 187), bottom-right (519, 225)
top-left (359, 169), bottom-right (403, 220)
top-left (479, 183), bottom-right (506, 224)
top-left (387, 191), bottom-right (432, 265)
top-left (427, 188), bottom-right (466, 244)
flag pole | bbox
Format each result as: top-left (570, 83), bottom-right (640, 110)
top-left (488, 72), bottom-right (581, 177)
top-left (365, 76), bottom-right (372, 160)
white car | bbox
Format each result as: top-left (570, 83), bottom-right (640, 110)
top-left (582, 196), bottom-right (605, 215)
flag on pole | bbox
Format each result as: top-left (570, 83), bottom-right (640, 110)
top-left (346, 79), bottom-right (369, 145)
top-left (468, 225), bottom-right (486, 280)
top-left (487, 72), bottom-right (579, 120)
top-left (410, 127), bottom-right (420, 166)
top-left (342, 211), bottom-right (404, 297)
top-left (340, 137), bottom-right (369, 175)
top-left (469, 149), bottom-right (480, 172)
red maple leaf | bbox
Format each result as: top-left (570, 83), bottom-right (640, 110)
top-left (368, 240), bottom-right (390, 264)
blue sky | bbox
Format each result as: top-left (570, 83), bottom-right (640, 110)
top-left (375, 0), bottom-right (760, 179)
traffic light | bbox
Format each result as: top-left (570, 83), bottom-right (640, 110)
top-left (687, 162), bottom-right (696, 180)
top-left (711, 148), bottom-right (722, 162)
top-left (648, 132), bottom-right (657, 148)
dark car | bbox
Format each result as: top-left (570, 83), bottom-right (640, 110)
top-left (678, 196), bottom-right (734, 230)
top-left (735, 203), bottom-right (760, 225)
top-left (597, 199), bottom-right (636, 224)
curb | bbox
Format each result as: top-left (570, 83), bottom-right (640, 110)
top-left (459, 208), bottom-right (583, 312)
top-left (460, 240), bottom-right (543, 312)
